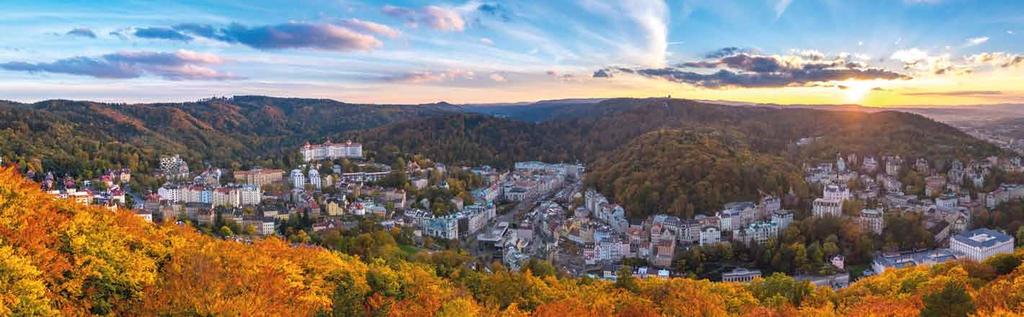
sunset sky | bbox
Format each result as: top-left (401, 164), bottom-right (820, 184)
top-left (1, 0), bottom-right (1022, 106)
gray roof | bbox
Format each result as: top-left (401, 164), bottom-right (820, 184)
top-left (873, 248), bottom-right (957, 269)
top-left (951, 228), bottom-right (1013, 248)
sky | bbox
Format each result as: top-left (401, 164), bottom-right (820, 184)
top-left (1, 0), bottom-right (1023, 106)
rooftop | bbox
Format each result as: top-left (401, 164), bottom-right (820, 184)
top-left (952, 228), bottom-right (1013, 248)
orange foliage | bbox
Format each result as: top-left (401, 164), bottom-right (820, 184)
top-left (2, 167), bottom-right (1024, 317)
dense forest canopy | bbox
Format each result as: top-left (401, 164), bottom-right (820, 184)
top-left (585, 129), bottom-right (805, 219)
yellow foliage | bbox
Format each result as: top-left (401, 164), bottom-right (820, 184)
top-left (0, 244), bottom-right (57, 316)
top-left (1, 167), bottom-right (1024, 317)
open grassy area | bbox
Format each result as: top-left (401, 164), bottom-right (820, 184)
top-left (399, 244), bottom-right (421, 257)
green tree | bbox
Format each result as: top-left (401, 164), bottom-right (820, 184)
top-left (1017, 226), bottom-right (1024, 247)
top-left (983, 253), bottom-right (1021, 275)
top-left (921, 282), bottom-right (976, 317)
top-left (614, 266), bottom-right (639, 293)
top-left (747, 273), bottom-right (814, 308)
top-left (219, 225), bottom-right (234, 237)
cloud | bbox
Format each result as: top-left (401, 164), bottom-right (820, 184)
top-left (383, 5), bottom-right (466, 32)
top-left (773, 0), bottom-right (793, 19)
top-left (339, 19), bottom-right (400, 38)
top-left (0, 50), bottom-right (236, 80)
top-left (902, 90), bottom-right (1003, 97)
top-left (171, 22), bottom-right (382, 51)
top-left (66, 28), bottom-right (96, 38)
top-left (964, 36), bottom-right (989, 47)
top-left (890, 48), bottom-right (930, 65)
top-left (620, 0), bottom-right (668, 67)
top-left (488, 73), bottom-right (506, 82)
top-left (705, 47), bottom-right (754, 59)
top-left (592, 69), bottom-right (613, 78)
top-left (545, 70), bottom-right (577, 82)
top-left (385, 70), bottom-right (475, 83)
top-left (476, 2), bottom-right (512, 21)
top-left (594, 49), bottom-right (909, 88)
top-left (577, 0), bottom-right (668, 67)
top-left (967, 52), bottom-right (1024, 68)
top-left (889, 48), bottom-right (967, 74)
top-left (133, 27), bottom-right (193, 41)
top-left (480, 37), bottom-right (494, 45)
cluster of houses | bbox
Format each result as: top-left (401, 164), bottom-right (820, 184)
top-left (805, 154), bottom-right (990, 244)
top-left (501, 162), bottom-right (582, 202)
top-left (562, 189), bottom-right (792, 268)
top-left (458, 163), bottom-right (584, 271)
top-left (37, 168), bottom-right (132, 208)
top-left (803, 153), bottom-right (1020, 277)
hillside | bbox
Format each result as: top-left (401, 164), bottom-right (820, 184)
top-left (586, 129), bottom-right (806, 219)
top-left (2, 168), bottom-right (1024, 315)
top-left (1, 96), bottom-right (1003, 209)
top-left (353, 99), bottom-right (1001, 218)
top-left (0, 96), bottom-right (451, 187)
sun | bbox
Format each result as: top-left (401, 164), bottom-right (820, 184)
top-left (841, 80), bottom-right (874, 104)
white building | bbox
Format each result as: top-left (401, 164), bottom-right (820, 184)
top-left (935, 193), bottom-right (958, 209)
top-left (212, 187), bottom-right (240, 207)
top-left (718, 201), bottom-right (755, 232)
top-left (239, 185), bottom-right (262, 206)
top-left (301, 140), bottom-right (363, 162)
top-left (771, 210), bottom-right (794, 229)
top-left (699, 227), bottom-right (721, 246)
top-left (812, 198), bottom-right (843, 218)
top-left (308, 168), bottom-right (321, 190)
top-left (424, 216), bottom-right (459, 240)
top-left (871, 249), bottom-right (958, 273)
top-left (733, 221), bottom-right (779, 245)
top-left (290, 169), bottom-right (305, 189)
top-left (823, 184), bottom-right (851, 201)
top-left (813, 184), bottom-right (850, 218)
top-left (722, 268), bottom-right (761, 283)
top-left (244, 218), bottom-right (276, 236)
top-left (949, 228), bottom-right (1015, 262)
top-left (859, 208), bottom-right (884, 235)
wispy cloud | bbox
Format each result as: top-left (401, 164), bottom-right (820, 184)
top-left (382, 5), bottom-right (465, 32)
top-left (339, 19), bottom-right (400, 38)
top-left (964, 36), bottom-right (989, 47)
top-left (578, 0), bottom-right (668, 67)
top-left (171, 22), bottom-right (383, 51)
top-left (385, 70), bottom-right (475, 83)
top-left (0, 50), bottom-right (236, 80)
top-left (902, 90), bottom-right (1002, 96)
top-left (773, 0), bottom-right (793, 20)
top-left (65, 28), bottom-right (96, 38)
top-left (133, 27), bottom-right (193, 41)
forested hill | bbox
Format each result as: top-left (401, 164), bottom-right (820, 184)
top-left (352, 98), bottom-right (1002, 219)
top-left (352, 98), bottom-right (1002, 173)
top-left (0, 96), bottom-right (451, 187)
top-left (586, 129), bottom-right (807, 219)
top-left (2, 168), bottom-right (1024, 315)
top-left (0, 96), bottom-right (1002, 195)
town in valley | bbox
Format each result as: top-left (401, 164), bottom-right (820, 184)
top-left (14, 133), bottom-right (1023, 290)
